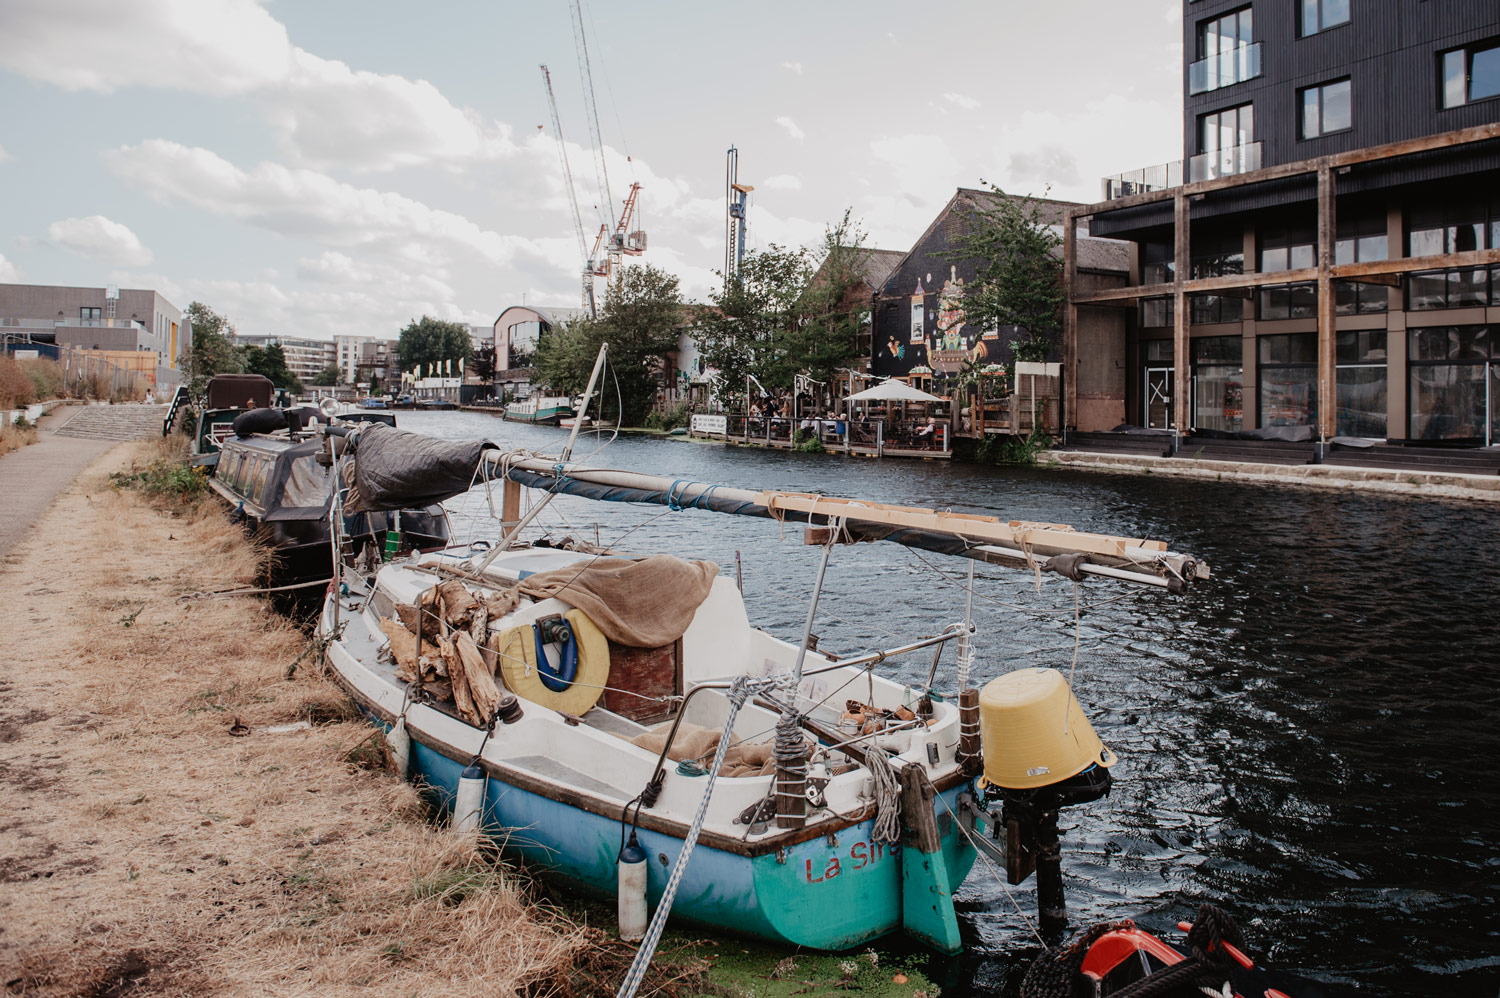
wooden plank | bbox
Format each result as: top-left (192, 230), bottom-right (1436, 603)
top-left (755, 492), bottom-right (1168, 556)
top-left (1332, 248), bottom-right (1500, 278)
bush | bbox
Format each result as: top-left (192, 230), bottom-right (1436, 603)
top-left (0, 355), bottom-right (33, 409)
top-left (21, 358), bottom-right (64, 402)
top-left (642, 402), bottom-right (690, 431)
top-left (110, 457), bottom-right (210, 504)
top-left (792, 428), bottom-right (825, 453)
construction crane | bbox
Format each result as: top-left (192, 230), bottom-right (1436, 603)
top-left (539, 64), bottom-right (594, 315)
top-left (586, 182), bottom-right (646, 299)
top-left (569, 0), bottom-right (615, 236)
top-left (725, 146), bottom-right (753, 288)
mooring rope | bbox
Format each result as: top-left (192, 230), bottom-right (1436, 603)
top-left (863, 744), bottom-right (903, 845)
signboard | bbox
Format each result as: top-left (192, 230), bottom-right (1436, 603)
top-left (1014, 362), bottom-right (1060, 377)
top-left (691, 414), bottom-right (727, 435)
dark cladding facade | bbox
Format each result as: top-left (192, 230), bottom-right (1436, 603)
top-left (1066, 1), bottom-right (1500, 447)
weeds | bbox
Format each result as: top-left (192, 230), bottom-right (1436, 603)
top-left (110, 457), bottom-right (209, 504)
top-left (643, 402), bottom-right (690, 432)
top-left (792, 428), bottom-right (825, 453)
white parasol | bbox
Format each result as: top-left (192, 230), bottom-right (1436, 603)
top-left (844, 378), bottom-right (945, 403)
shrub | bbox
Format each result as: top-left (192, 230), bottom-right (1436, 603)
top-left (792, 428), bottom-right (825, 453)
top-left (642, 402), bottom-right (690, 431)
top-left (21, 358), bottom-right (64, 402)
top-left (111, 458), bottom-right (210, 505)
top-left (0, 355), bottom-right (34, 409)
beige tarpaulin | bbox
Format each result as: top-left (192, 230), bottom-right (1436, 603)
top-left (516, 554), bottom-right (719, 648)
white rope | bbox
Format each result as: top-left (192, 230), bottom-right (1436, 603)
top-left (863, 744), bottom-right (903, 846)
top-left (616, 675), bottom-right (755, 998)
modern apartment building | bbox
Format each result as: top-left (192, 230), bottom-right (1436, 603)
top-left (236, 333), bottom-right (336, 387)
top-left (0, 283), bottom-right (189, 389)
top-left (1069, 0), bottom-right (1500, 454)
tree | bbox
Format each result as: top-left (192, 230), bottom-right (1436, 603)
top-left (397, 316), bottom-right (472, 379)
top-left (788, 210), bottom-right (870, 391)
top-left (244, 343), bottom-right (303, 394)
top-left (471, 345), bottom-right (497, 384)
top-left (314, 364), bottom-right (343, 387)
top-left (534, 264), bottom-right (684, 426)
top-left (949, 184), bottom-right (1064, 363)
top-left (182, 301), bottom-right (243, 394)
top-left (699, 244), bottom-right (815, 400)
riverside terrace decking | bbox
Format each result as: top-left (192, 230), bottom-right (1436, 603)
top-left (687, 414), bottom-right (952, 459)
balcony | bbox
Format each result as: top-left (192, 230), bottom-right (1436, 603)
top-left (1188, 141), bottom-right (1262, 182)
top-left (1188, 42), bottom-right (1262, 95)
top-left (1101, 160), bottom-right (1183, 201)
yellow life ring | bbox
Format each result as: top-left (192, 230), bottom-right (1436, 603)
top-left (492, 608), bottom-right (610, 715)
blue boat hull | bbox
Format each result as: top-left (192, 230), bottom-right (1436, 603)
top-left (402, 729), bottom-right (977, 950)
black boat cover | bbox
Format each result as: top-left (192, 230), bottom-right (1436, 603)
top-left (206, 374), bottom-right (275, 409)
top-left (347, 422), bottom-right (497, 512)
top-left (233, 407), bottom-right (290, 437)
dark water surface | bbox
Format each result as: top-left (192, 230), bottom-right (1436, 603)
top-left (401, 411), bottom-right (1500, 996)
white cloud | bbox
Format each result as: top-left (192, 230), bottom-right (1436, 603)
top-left (761, 174), bottom-right (802, 192)
top-left (779, 61), bottom-right (803, 75)
top-left (0, 253), bottom-right (19, 282)
top-left (942, 93), bottom-right (981, 110)
top-left (1164, 3), bottom-right (1182, 23)
top-left (46, 215), bottom-right (154, 266)
top-left (0, 0), bottom-right (511, 172)
top-left (775, 116), bottom-right (805, 141)
top-left (110, 140), bottom-right (537, 269)
top-left (0, 145), bottom-right (12, 164)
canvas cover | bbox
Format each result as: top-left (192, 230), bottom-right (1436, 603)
top-left (346, 422), bottom-right (497, 512)
top-left (206, 374), bottom-right (275, 409)
top-left (517, 554), bottom-right (719, 648)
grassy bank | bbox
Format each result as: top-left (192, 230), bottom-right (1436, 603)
top-left (0, 439), bottom-right (682, 997)
top-left (0, 420), bottom-right (37, 458)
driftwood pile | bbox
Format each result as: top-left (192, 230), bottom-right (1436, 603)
top-left (378, 579), bottom-right (519, 726)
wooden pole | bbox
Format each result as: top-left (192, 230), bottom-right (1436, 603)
top-left (1172, 191), bottom-right (1191, 442)
top-left (1317, 163), bottom-right (1337, 445)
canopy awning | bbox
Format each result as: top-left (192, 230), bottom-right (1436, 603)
top-left (844, 378), bottom-right (945, 403)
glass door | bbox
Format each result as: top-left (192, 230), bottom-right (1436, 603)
top-left (1145, 367), bottom-right (1174, 430)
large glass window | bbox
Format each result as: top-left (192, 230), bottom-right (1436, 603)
top-left (1141, 296), bottom-right (1174, 328)
top-left (1334, 210), bottom-right (1389, 315)
top-left (1192, 335), bottom-right (1243, 431)
top-left (1407, 269), bottom-right (1496, 310)
top-left (1192, 7), bottom-right (1259, 93)
top-left (1441, 40), bottom-right (1500, 109)
top-left (1408, 327), bottom-right (1494, 442)
top-left (1300, 0), bottom-right (1349, 36)
top-left (1300, 79), bottom-right (1352, 139)
top-left (1260, 221), bottom-right (1315, 273)
top-left (1191, 294), bottom-right (1243, 324)
top-left (1336, 330), bottom-right (1388, 437)
top-left (1259, 333), bottom-right (1318, 428)
top-left (1199, 103), bottom-right (1255, 158)
top-left (1142, 240), bottom-right (1175, 286)
top-left (1258, 283), bottom-right (1318, 321)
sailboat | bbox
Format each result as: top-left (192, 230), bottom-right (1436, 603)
top-left (313, 345), bottom-right (1209, 957)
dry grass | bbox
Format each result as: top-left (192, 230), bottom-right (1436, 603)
top-left (0, 441), bottom-right (660, 997)
top-left (0, 422), bottom-right (37, 458)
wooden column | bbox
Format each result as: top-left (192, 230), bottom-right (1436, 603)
top-left (1173, 191), bottom-right (1191, 438)
top-left (1316, 163), bottom-right (1337, 441)
top-left (1062, 212), bottom-right (1079, 439)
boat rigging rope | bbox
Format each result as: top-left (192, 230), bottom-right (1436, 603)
top-left (616, 675), bottom-right (755, 998)
top-left (863, 745), bottom-right (903, 845)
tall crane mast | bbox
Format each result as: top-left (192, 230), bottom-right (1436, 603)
top-left (569, 0), bottom-right (615, 235)
top-left (539, 64), bottom-right (595, 316)
top-left (725, 146), bottom-right (754, 288)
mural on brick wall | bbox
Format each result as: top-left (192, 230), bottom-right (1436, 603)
top-left (874, 265), bottom-right (1002, 378)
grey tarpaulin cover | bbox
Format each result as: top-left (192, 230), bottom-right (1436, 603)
top-left (517, 554), bottom-right (719, 647)
top-left (346, 422), bottom-right (496, 512)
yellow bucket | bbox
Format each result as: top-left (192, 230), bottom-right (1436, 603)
top-left (978, 668), bottom-right (1117, 789)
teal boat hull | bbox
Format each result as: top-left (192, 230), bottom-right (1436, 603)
top-left (406, 732), bottom-right (977, 950)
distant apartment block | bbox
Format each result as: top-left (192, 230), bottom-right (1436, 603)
top-left (236, 333), bottom-right (336, 386)
top-left (0, 282), bottom-right (189, 389)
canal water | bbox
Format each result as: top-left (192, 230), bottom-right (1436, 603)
top-left (400, 410), bottom-right (1498, 996)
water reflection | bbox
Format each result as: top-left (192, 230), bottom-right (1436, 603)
top-left (398, 411), bottom-right (1499, 996)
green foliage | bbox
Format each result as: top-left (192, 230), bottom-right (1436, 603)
top-left (313, 364), bottom-right (343, 387)
top-left (535, 264), bottom-right (684, 427)
top-left (699, 244), bottom-right (814, 397)
top-left (948, 185), bottom-right (1064, 363)
top-left (397, 316), bottom-right (472, 379)
top-left (183, 302), bottom-right (244, 394)
top-left (974, 422), bottom-right (1049, 465)
top-left (13, 414), bottom-right (31, 430)
top-left (699, 211), bottom-right (868, 405)
top-left (243, 343), bottom-right (303, 394)
top-left (23, 358), bottom-right (64, 401)
top-left (791, 428), bottom-right (825, 453)
top-left (111, 458), bottom-right (210, 503)
top-left (642, 402), bottom-right (690, 431)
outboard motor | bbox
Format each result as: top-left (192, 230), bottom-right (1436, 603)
top-left (976, 667), bottom-right (1116, 934)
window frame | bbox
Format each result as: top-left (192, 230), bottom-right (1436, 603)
top-left (1299, 0), bottom-right (1350, 38)
top-left (1299, 78), bottom-right (1353, 140)
top-left (1441, 39), bottom-right (1500, 110)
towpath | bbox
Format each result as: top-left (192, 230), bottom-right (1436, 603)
top-left (0, 403), bottom-right (164, 560)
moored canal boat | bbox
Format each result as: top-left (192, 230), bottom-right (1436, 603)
top-left (503, 393), bottom-right (573, 425)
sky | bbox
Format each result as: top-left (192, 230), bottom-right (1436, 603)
top-left (0, 0), bottom-right (1184, 342)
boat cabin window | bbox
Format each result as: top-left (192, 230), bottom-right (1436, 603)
top-left (219, 452), bottom-right (243, 492)
top-left (283, 455), bottom-right (334, 508)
